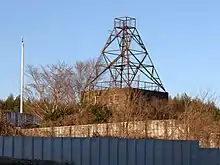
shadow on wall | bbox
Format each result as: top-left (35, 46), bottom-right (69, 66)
top-left (0, 156), bottom-right (74, 165)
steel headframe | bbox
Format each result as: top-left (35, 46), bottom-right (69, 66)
top-left (88, 16), bottom-right (166, 92)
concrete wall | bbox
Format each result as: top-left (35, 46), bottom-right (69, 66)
top-left (0, 136), bottom-right (200, 165)
top-left (22, 120), bottom-right (220, 148)
top-left (22, 120), bottom-right (185, 139)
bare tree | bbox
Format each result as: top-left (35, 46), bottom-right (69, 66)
top-left (25, 62), bottom-right (75, 118)
top-left (24, 58), bottom-right (103, 119)
top-left (72, 58), bottom-right (102, 101)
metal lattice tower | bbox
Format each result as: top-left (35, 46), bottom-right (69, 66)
top-left (88, 17), bottom-right (166, 92)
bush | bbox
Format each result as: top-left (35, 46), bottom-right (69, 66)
top-left (87, 104), bottom-right (112, 123)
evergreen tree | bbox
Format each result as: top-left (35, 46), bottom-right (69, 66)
top-left (13, 95), bottom-right (20, 112)
top-left (0, 99), bottom-right (3, 110)
top-left (4, 94), bottom-right (14, 111)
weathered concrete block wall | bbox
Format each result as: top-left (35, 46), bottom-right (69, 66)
top-left (21, 120), bottom-right (185, 138)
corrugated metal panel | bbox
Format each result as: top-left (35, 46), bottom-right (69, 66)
top-left (0, 136), bottom-right (200, 165)
top-left (198, 148), bottom-right (220, 165)
top-left (5, 112), bottom-right (18, 126)
top-left (4, 112), bottom-right (41, 127)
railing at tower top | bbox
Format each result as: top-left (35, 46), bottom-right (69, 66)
top-left (87, 80), bottom-right (163, 92)
top-left (114, 17), bottom-right (136, 28)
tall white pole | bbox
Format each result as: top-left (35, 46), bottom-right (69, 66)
top-left (20, 37), bottom-right (24, 113)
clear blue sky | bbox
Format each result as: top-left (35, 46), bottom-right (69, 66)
top-left (0, 0), bottom-right (220, 102)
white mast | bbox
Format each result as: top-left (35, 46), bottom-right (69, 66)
top-left (20, 37), bottom-right (24, 113)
